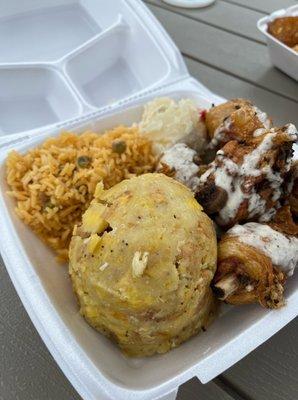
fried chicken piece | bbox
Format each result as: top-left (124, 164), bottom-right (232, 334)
top-left (205, 100), bottom-right (271, 149)
top-left (205, 99), bottom-right (251, 139)
top-left (268, 16), bottom-right (298, 48)
top-left (212, 206), bottom-right (298, 309)
top-left (195, 124), bottom-right (298, 228)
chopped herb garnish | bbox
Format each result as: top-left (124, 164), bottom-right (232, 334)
top-left (77, 155), bottom-right (91, 168)
top-left (112, 140), bottom-right (127, 154)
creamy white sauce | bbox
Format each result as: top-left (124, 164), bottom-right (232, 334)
top-left (253, 128), bottom-right (267, 137)
top-left (200, 126), bottom-right (297, 225)
top-left (285, 123), bottom-right (298, 136)
top-left (208, 117), bottom-right (232, 149)
top-left (159, 143), bottom-right (200, 191)
top-left (252, 106), bottom-right (271, 129)
top-left (258, 207), bottom-right (278, 223)
top-left (228, 223), bottom-right (298, 276)
top-left (241, 133), bottom-right (275, 175)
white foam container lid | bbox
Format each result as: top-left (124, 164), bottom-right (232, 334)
top-left (0, 1), bottom-right (297, 400)
top-left (257, 5), bottom-right (298, 81)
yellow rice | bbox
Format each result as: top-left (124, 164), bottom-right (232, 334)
top-left (6, 126), bottom-right (156, 261)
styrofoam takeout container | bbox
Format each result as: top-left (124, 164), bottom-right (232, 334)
top-left (0, 1), bottom-right (297, 400)
top-left (257, 5), bottom-right (298, 81)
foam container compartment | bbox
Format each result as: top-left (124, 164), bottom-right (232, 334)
top-left (0, 0), bottom-right (186, 142)
top-left (257, 5), bottom-right (298, 81)
top-left (0, 1), bottom-right (297, 400)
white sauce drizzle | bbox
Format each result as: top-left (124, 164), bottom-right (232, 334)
top-left (253, 128), bottom-right (267, 137)
top-left (200, 125), bottom-right (297, 225)
top-left (228, 223), bottom-right (298, 276)
top-left (252, 106), bottom-right (271, 129)
top-left (208, 117), bottom-right (232, 149)
top-left (158, 143), bottom-right (200, 191)
top-left (285, 123), bottom-right (298, 136)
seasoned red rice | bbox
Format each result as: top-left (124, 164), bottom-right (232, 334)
top-left (6, 126), bottom-right (156, 261)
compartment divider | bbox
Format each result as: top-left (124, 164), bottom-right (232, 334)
top-left (62, 15), bottom-right (132, 110)
top-left (55, 68), bottom-right (98, 115)
top-left (57, 15), bottom-right (129, 65)
top-left (43, 75), bottom-right (195, 133)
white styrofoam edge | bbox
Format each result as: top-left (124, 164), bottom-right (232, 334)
top-left (257, 5), bottom-right (298, 57)
top-left (196, 291), bottom-right (298, 383)
top-left (157, 388), bottom-right (178, 400)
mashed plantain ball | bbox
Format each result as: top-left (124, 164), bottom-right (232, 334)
top-left (69, 173), bottom-right (217, 357)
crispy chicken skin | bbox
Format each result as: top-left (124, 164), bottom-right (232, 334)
top-left (212, 206), bottom-right (298, 309)
top-left (205, 98), bottom-right (251, 139)
top-left (205, 100), bottom-right (271, 150)
top-left (268, 16), bottom-right (298, 48)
